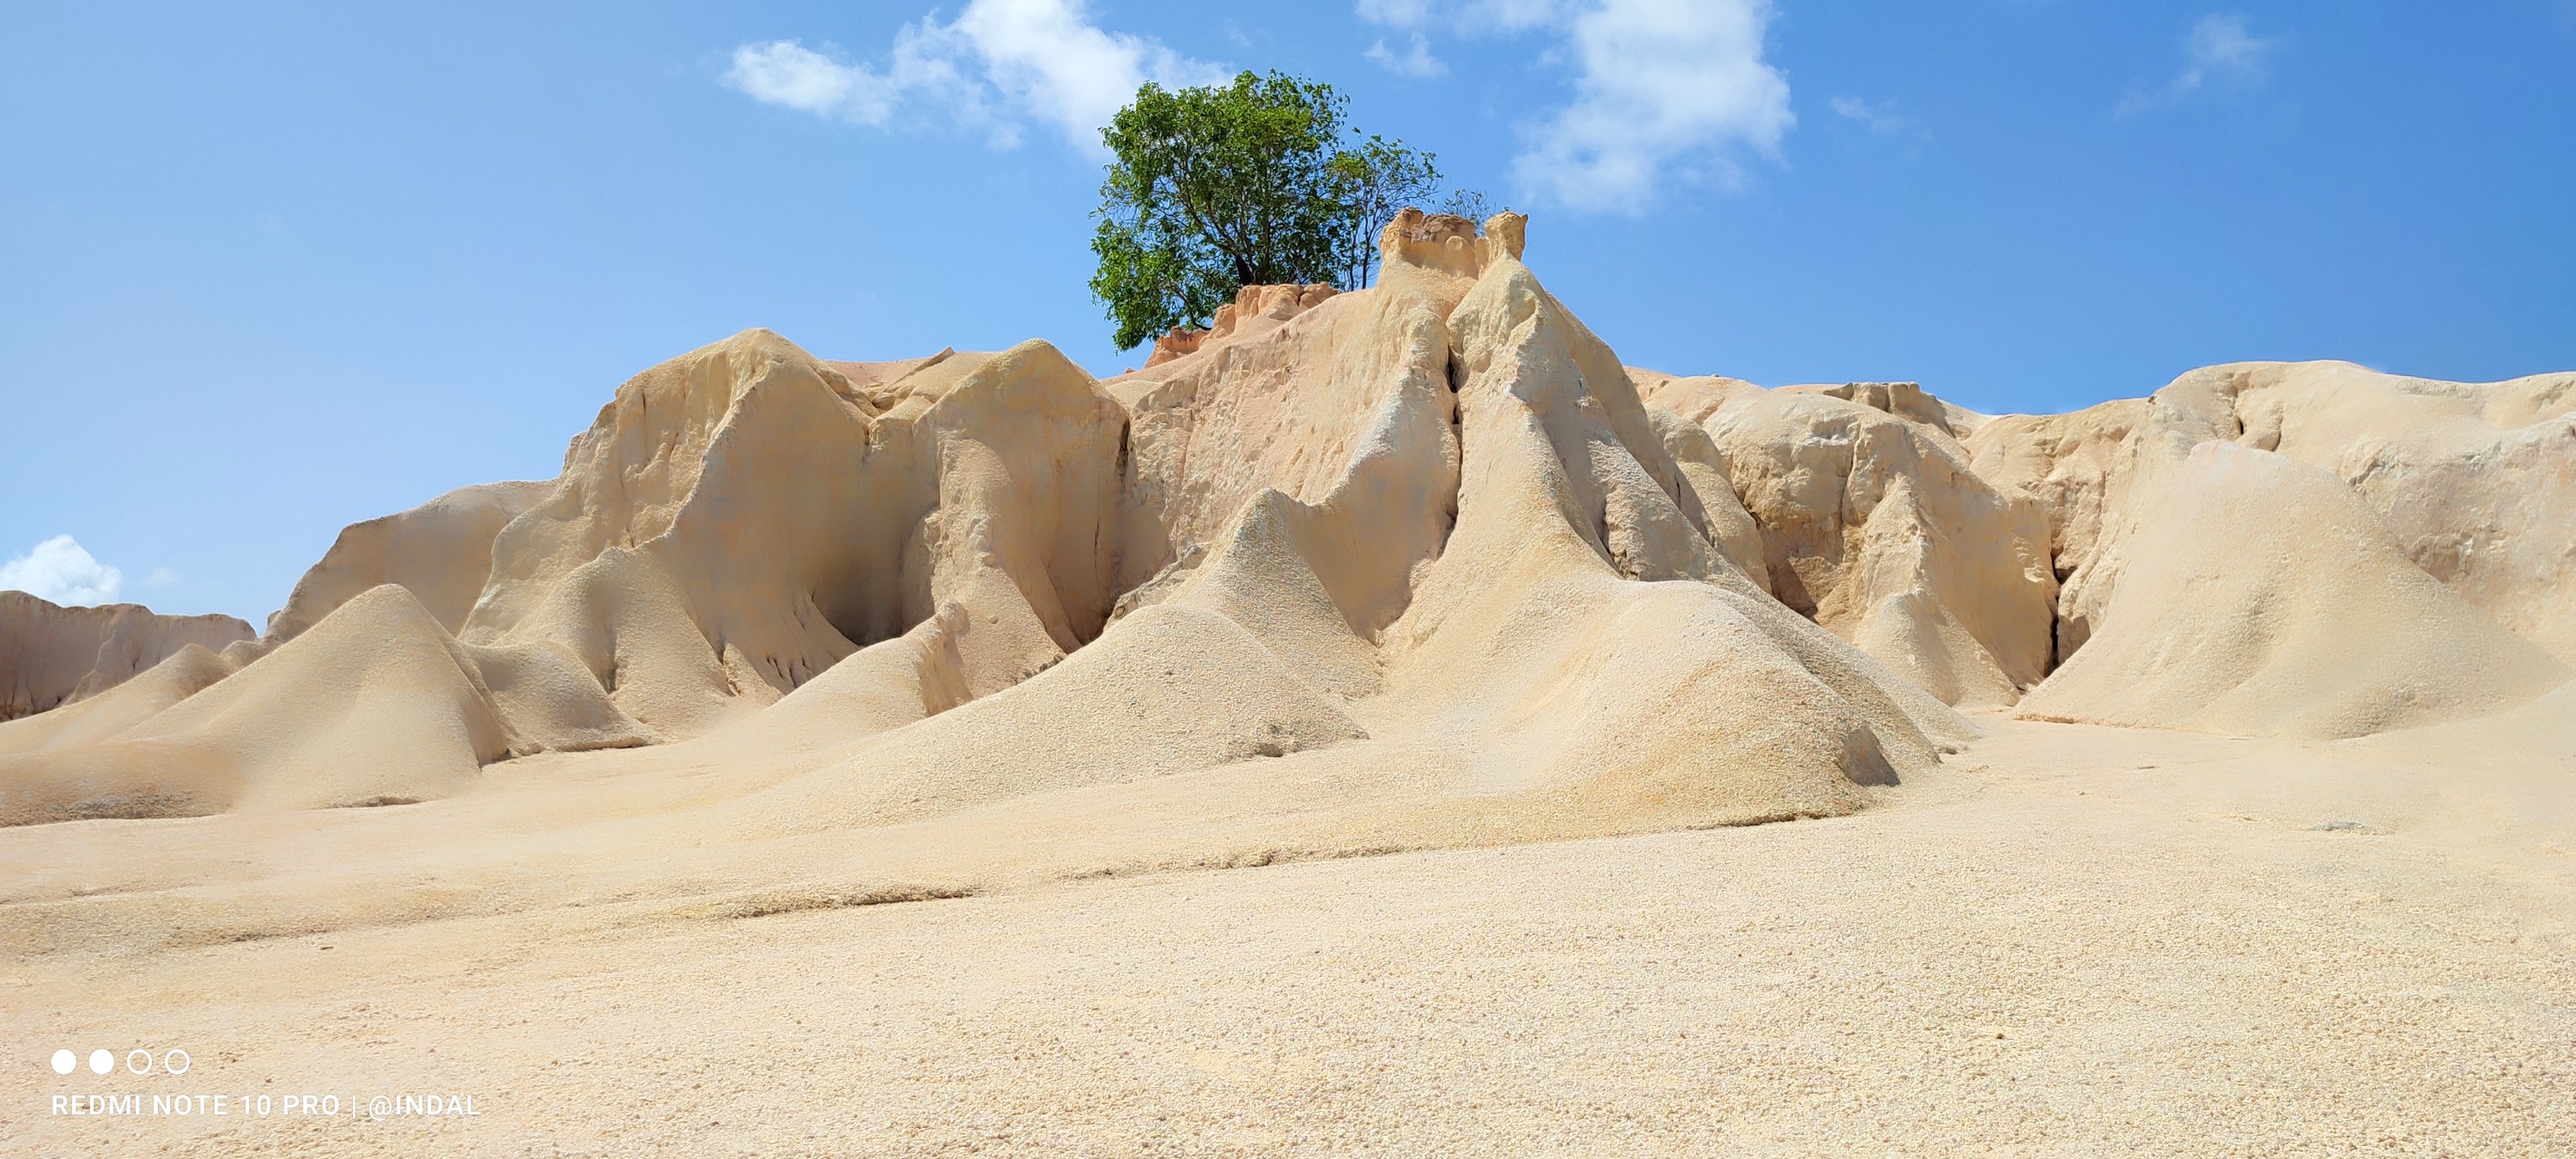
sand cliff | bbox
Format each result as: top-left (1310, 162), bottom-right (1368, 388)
top-left (0, 592), bottom-right (252, 723)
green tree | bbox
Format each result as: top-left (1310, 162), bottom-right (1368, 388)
top-left (1439, 188), bottom-right (1498, 224)
top-left (1325, 135), bottom-right (1443, 290)
top-left (1090, 71), bottom-right (1349, 350)
top-left (1090, 70), bottom-right (1482, 349)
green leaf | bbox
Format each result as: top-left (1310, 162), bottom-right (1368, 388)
top-left (1089, 70), bottom-right (1452, 349)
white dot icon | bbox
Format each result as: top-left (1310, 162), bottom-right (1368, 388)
top-left (51, 1049), bottom-right (75, 1075)
top-left (88, 1050), bottom-right (113, 1076)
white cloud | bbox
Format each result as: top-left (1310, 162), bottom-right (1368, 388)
top-left (1511, 0), bottom-right (1792, 211)
top-left (727, 42), bottom-right (886, 122)
top-left (1485, 0), bottom-right (1568, 30)
top-left (143, 566), bottom-right (179, 588)
top-left (2119, 13), bottom-right (2279, 116)
top-left (2184, 13), bottom-right (2275, 86)
top-left (1359, 0), bottom-right (1562, 32)
top-left (1357, 0), bottom-right (1436, 24)
top-left (1824, 95), bottom-right (1927, 142)
top-left (1366, 33), bottom-right (1448, 78)
top-left (724, 0), bottom-right (1222, 154)
top-left (1355, 0), bottom-right (1790, 209)
top-left (723, 34), bottom-right (971, 130)
top-left (953, 0), bottom-right (1225, 148)
top-left (1, 536), bottom-right (125, 606)
top-left (1830, 95), bottom-right (1909, 136)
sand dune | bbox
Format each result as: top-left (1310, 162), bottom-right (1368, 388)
top-left (1970, 360), bottom-right (2576, 669)
top-left (0, 585), bottom-right (650, 825)
top-left (267, 479), bottom-right (553, 640)
top-left (2015, 440), bottom-right (2568, 737)
top-left (0, 641), bottom-right (239, 755)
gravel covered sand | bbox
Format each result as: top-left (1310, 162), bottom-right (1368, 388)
top-left (11, 714), bottom-right (2570, 1156)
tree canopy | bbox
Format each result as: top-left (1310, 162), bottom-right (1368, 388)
top-left (1089, 70), bottom-right (1466, 351)
top-left (1325, 135), bottom-right (1442, 291)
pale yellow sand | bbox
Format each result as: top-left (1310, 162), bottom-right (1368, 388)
top-left (6, 209), bottom-right (2572, 1156)
top-left (8, 713), bottom-right (2569, 1156)
top-left (0, 592), bottom-right (252, 722)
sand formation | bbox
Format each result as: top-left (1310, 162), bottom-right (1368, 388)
top-left (2, 210), bottom-right (2569, 846)
top-left (0, 592), bottom-right (252, 723)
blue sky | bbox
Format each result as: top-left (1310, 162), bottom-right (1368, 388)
top-left (3, 1), bottom-right (2572, 622)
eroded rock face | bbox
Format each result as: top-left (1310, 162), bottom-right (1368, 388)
top-left (1963, 398), bottom-right (2153, 663)
top-left (5, 206), bottom-right (2566, 835)
top-left (1368, 214), bottom-right (1965, 822)
top-left (1637, 373), bottom-right (1765, 426)
top-left (1692, 385), bottom-right (2056, 707)
top-left (0, 330), bottom-right (1130, 818)
top-left (1141, 284), bottom-right (1339, 369)
top-left (464, 330), bottom-right (1127, 737)
top-left (268, 480), bottom-right (554, 642)
top-left (1109, 282), bottom-right (1456, 671)
top-left (698, 207), bottom-right (1963, 846)
top-left (0, 592), bottom-right (252, 721)
top-left (2014, 441), bottom-right (2568, 739)
top-left (2216, 362), bottom-right (2576, 665)
top-left (1970, 361), bottom-right (2576, 668)
top-left (1777, 381), bottom-right (1986, 437)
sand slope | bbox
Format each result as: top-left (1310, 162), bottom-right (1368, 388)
top-left (267, 480), bottom-right (554, 640)
top-left (1366, 219), bottom-right (1965, 820)
top-left (1970, 361), bottom-right (2576, 669)
top-left (0, 642), bottom-right (240, 755)
top-left (0, 585), bottom-right (648, 825)
top-left (2221, 361), bottom-right (2576, 663)
top-left (2016, 440), bottom-right (2569, 737)
top-left (728, 603), bottom-right (1371, 835)
top-left (0, 591), bottom-right (252, 720)
top-left (9, 712), bottom-right (2574, 1156)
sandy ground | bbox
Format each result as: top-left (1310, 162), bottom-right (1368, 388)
top-left (6, 715), bottom-right (2573, 1156)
